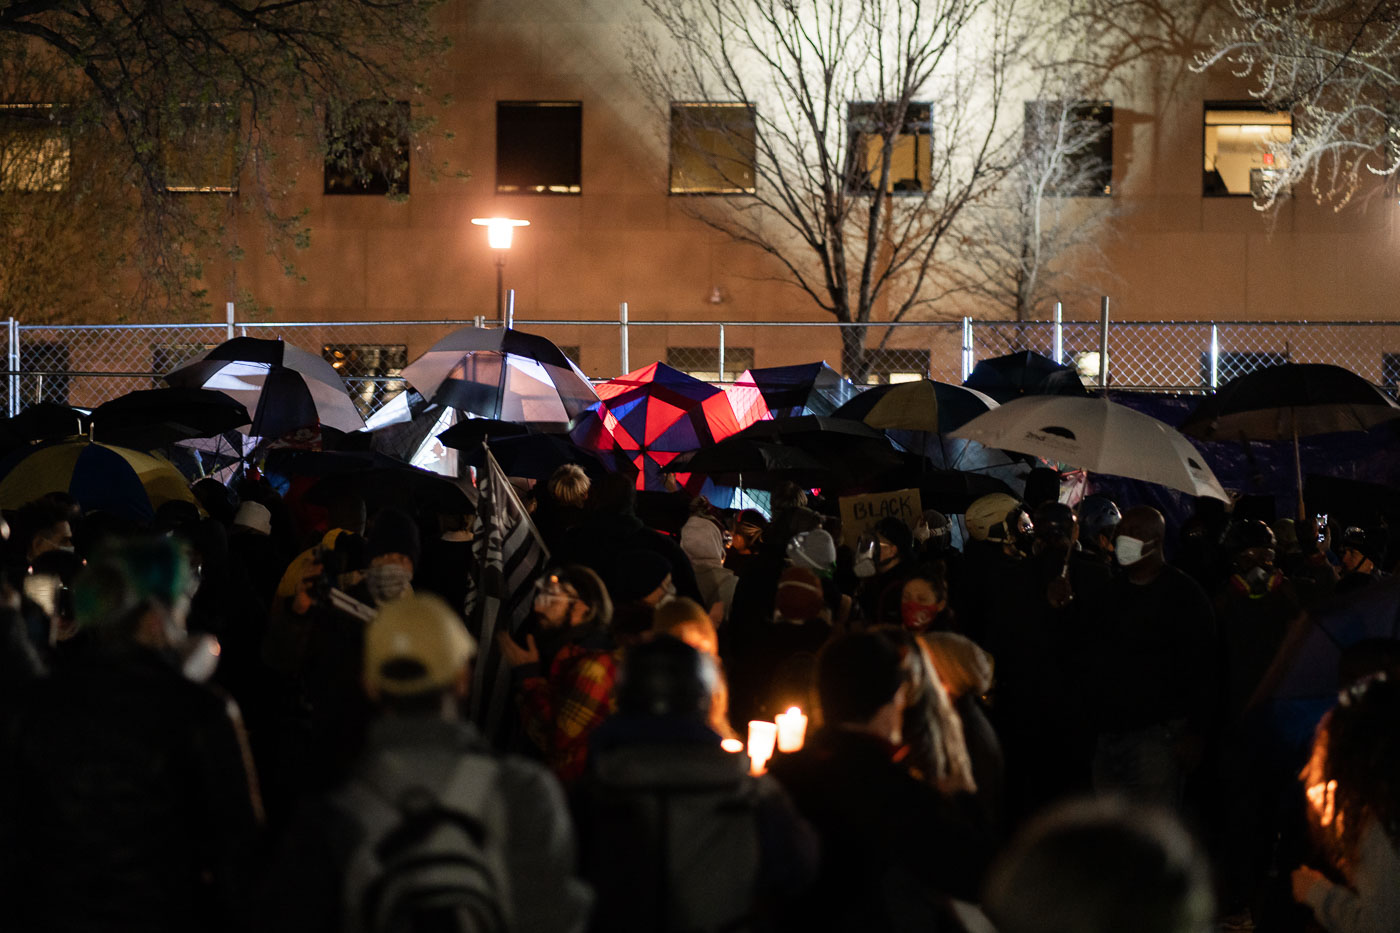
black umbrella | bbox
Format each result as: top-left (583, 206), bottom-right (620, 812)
top-left (963, 350), bottom-right (1090, 403)
top-left (832, 379), bottom-right (998, 434)
top-left (89, 387), bottom-right (251, 450)
top-left (663, 439), bottom-right (842, 490)
top-left (1260, 579), bottom-right (1400, 706)
top-left (1, 401), bottom-right (89, 443)
top-left (435, 418), bottom-right (531, 451)
top-left (735, 362), bottom-right (857, 417)
top-left (454, 433), bottom-right (623, 482)
top-left (1181, 363), bottom-right (1400, 516)
top-left (402, 326), bottom-right (598, 426)
top-left (167, 336), bottom-right (365, 436)
top-left (266, 449), bottom-right (476, 513)
top-left (733, 415), bottom-right (905, 474)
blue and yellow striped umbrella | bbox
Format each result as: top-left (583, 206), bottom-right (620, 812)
top-left (0, 439), bottom-right (194, 522)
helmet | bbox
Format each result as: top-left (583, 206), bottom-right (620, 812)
top-left (1227, 519), bottom-right (1276, 553)
top-left (1032, 502), bottom-right (1077, 543)
top-left (965, 493), bottom-right (1023, 543)
top-left (1078, 495), bottom-right (1121, 545)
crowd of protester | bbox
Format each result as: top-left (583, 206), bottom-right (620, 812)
top-left (1, 461), bottom-right (1398, 933)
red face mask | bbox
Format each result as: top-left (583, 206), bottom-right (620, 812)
top-left (901, 600), bottom-right (939, 632)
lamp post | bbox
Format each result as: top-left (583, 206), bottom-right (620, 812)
top-left (471, 216), bottom-right (530, 326)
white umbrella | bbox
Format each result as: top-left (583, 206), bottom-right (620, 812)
top-left (949, 395), bottom-right (1229, 501)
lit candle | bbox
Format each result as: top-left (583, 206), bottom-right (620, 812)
top-left (720, 738), bottom-right (744, 754)
top-left (747, 720), bottom-right (778, 775)
top-left (775, 706), bottom-right (808, 753)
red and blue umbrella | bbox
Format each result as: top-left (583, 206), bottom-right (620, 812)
top-left (570, 362), bottom-right (753, 490)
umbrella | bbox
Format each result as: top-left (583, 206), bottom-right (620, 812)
top-left (434, 418), bottom-right (531, 451)
top-left (570, 362), bottom-right (747, 491)
top-left (0, 439), bottom-right (195, 522)
top-left (0, 402), bottom-right (89, 443)
top-left (734, 362), bottom-right (857, 417)
top-left (453, 433), bottom-right (624, 482)
top-left (402, 326), bottom-right (598, 426)
top-left (663, 439), bottom-right (842, 489)
top-left (89, 387), bottom-right (251, 450)
top-left (1180, 363), bottom-right (1400, 516)
top-left (1262, 579), bottom-right (1400, 705)
top-left (833, 379), bottom-right (998, 434)
top-left (733, 415), bottom-right (905, 474)
top-left (265, 449), bottom-right (476, 513)
top-left (963, 350), bottom-right (1090, 403)
top-left (950, 395), bottom-right (1228, 501)
top-left (166, 336), bottom-right (365, 435)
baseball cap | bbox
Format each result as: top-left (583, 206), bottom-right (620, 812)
top-left (364, 593), bottom-right (476, 698)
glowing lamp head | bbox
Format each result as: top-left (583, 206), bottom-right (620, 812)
top-left (471, 216), bottom-right (529, 250)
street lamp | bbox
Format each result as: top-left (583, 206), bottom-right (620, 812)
top-left (471, 216), bottom-right (529, 326)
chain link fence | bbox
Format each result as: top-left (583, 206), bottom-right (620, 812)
top-left (4, 314), bottom-right (1400, 418)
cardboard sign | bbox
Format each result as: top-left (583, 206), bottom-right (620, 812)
top-left (838, 488), bottom-right (923, 549)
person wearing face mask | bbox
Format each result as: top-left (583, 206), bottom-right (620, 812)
top-left (1082, 506), bottom-right (1218, 812)
top-left (1215, 520), bottom-right (1302, 721)
top-left (852, 516), bottom-right (916, 628)
top-left (1, 536), bottom-right (262, 933)
top-left (498, 564), bottom-right (618, 784)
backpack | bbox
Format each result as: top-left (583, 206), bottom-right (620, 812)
top-left (582, 743), bottom-right (762, 933)
top-left (338, 750), bottom-right (513, 933)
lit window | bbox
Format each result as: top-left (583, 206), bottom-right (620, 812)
top-left (670, 103), bottom-right (757, 194)
top-left (1204, 103), bottom-right (1292, 197)
top-left (324, 344), bottom-right (408, 418)
top-left (846, 102), bottom-right (932, 195)
top-left (665, 347), bottom-right (755, 383)
top-left (496, 101), bottom-right (582, 195)
top-left (862, 349), bottom-right (930, 385)
top-left (164, 104), bottom-right (238, 193)
top-left (325, 100), bottom-right (411, 196)
top-left (0, 104), bottom-right (70, 192)
top-left (1023, 100), bottom-right (1113, 197)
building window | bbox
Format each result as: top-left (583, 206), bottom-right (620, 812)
top-left (846, 102), bottom-right (932, 195)
top-left (669, 103), bottom-right (757, 195)
top-left (666, 347), bottom-right (754, 383)
top-left (20, 341), bottom-right (69, 406)
top-left (164, 104), bottom-right (238, 193)
top-left (1204, 103), bottom-right (1291, 197)
top-left (496, 101), bottom-right (582, 195)
top-left (0, 104), bottom-right (70, 192)
top-left (1023, 100), bottom-right (1113, 197)
top-left (323, 344), bottom-right (408, 418)
top-left (325, 100), bottom-right (411, 196)
top-left (861, 348), bottom-right (930, 385)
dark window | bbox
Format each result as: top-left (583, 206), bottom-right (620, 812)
top-left (496, 101), bottom-right (582, 195)
top-left (323, 343), bottom-right (407, 418)
top-left (0, 104), bottom-right (69, 192)
top-left (1024, 100), bottom-right (1113, 197)
top-left (670, 103), bottom-right (757, 194)
top-left (665, 347), bottom-right (754, 383)
top-left (846, 102), bottom-right (932, 195)
top-left (165, 104), bottom-right (238, 193)
top-left (1204, 102), bottom-right (1291, 197)
top-left (861, 348), bottom-right (931, 385)
top-left (20, 341), bottom-right (69, 406)
top-left (325, 100), bottom-right (411, 196)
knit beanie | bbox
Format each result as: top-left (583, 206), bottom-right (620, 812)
top-left (368, 508), bottom-right (422, 566)
top-left (612, 550), bottom-right (672, 603)
top-left (775, 567), bottom-right (826, 622)
top-left (874, 516), bottom-right (913, 556)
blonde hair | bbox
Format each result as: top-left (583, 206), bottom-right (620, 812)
top-left (547, 463), bottom-right (591, 509)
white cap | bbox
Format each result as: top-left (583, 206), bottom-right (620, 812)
top-left (232, 501), bottom-right (272, 535)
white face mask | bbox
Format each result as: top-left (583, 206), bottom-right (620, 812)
top-left (1115, 535), bottom-right (1149, 567)
top-left (366, 563), bottom-right (413, 604)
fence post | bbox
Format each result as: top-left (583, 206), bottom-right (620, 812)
top-left (960, 317), bottom-right (974, 382)
top-left (225, 301), bottom-right (235, 340)
top-left (619, 302), bottom-right (630, 374)
top-left (1098, 297), bottom-right (1110, 389)
top-left (505, 289), bottom-right (515, 329)
top-left (718, 323), bottom-right (726, 382)
top-left (474, 315), bottom-right (485, 329)
top-left (6, 318), bottom-right (18, 417)
top-left (1053, 301), bottom-right (1063, 364)
top-left (1209, 323), bottom-right (1220, 390)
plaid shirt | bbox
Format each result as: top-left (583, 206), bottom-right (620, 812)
top-left (517, 642), bottom-right (620, 784)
